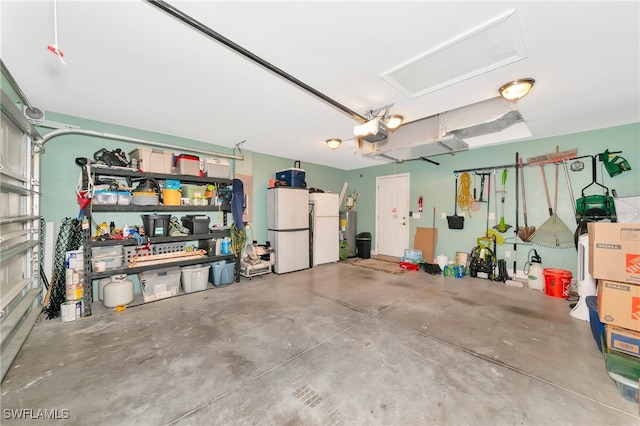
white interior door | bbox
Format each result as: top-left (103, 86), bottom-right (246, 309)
top-left (375, 173), bottom-right (410, 257)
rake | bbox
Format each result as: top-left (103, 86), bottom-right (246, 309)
top-left (530, 163), bottom-right (575, 249)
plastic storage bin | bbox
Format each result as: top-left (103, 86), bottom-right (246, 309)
top-left (604, 337), bottom-right (640, 380)
top-left (181, 184), bottom-right (207, 201)
top-left (93, 190), bottom-right (118, 205)
top-left (128, 147), bottom-right (173, 174)
top-left (608, 371), bottom-right (639, 403)
top-left (139, 267), bottom-right (181, 302)
top-left (210, 260), bottom-right (236, 286)
top-left (141, 214), bottom-right (171, 237)
top-left (174, 154), bottom-right (200, 176)
top-left (181, 264), bottom-right (211, 293)
top-left (91, 245), bottom-right (123, 258)
top-left (92, 255), bottom-right (123, 272)
top-left (117, 191), bottom-right (132, 205)
top-left (91, 245), bottom-right (123, 272)
top-left (586, 296), bottom-right (605, 352)
top-left (181, 215), bottom-right (210, 235)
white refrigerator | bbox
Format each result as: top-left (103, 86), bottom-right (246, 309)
top-left (309, 192), bottom-right (339, 266)
top-left (268, 187), bottom-right (310, 274)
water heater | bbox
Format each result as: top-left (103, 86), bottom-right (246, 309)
top-left (570, 233), bottom-right (597, 321)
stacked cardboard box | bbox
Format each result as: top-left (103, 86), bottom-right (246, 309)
top-left (589, 222), bottom-right (640, 404)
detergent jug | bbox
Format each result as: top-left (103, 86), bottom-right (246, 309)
top-left (221, 237), bottom-right (231, 255)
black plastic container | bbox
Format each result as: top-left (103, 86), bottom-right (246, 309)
top-left (181, 215), bottom-right (211, 235)
top-left (141, 214), bottom-right (171, 237)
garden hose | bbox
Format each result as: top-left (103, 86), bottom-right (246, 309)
top-left (230, 223), bottom-right (247, 255)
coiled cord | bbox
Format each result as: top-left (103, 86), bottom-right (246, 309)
top-left (457, 172), bottom-right (473, 217)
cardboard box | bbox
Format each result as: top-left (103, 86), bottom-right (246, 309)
top-left (588, 222), bottom-right (640, 284)
top-left (597, 279), bottom-right (640, 332)
top-left (414, 227), bottom-right (437, 264)
top-left (607, 324), bottom-right (640, 358)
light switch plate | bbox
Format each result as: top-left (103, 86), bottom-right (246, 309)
top-left (413, 212), bottom-right (421, 219)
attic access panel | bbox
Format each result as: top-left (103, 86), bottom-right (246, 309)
top-left (381, 9), bottom-right (527, 99)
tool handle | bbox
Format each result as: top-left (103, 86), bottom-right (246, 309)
top-left (519, 158), bottom-right (528, 225)
top-left (562, 160), bottom-right (578, 218)
top-left (554, 148), bottom-right (559, 214)
top-left (454, 177), bottom-right (458, 214)
top-left (501, 169), bottom-right (508, 186)
top-left (539, 165), bottom-right (553, 216)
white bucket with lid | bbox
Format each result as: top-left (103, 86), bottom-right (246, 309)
top-left (436, 254), bottom-right (449, 270)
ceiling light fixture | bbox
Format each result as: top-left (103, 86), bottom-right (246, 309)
top-left (326, 138), bottom-right (342, 150)
top-left (499, 78), bottom-right (535, 100)
top-left (386, 114), bottom-right (404, 130)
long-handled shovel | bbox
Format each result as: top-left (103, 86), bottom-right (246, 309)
top-left (493, 169), bottom-right (512, 233)
top-left (517, 158), bottom-right (535, 241)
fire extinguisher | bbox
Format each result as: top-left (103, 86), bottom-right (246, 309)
top-left (418, 196), bottom-right (423, 213)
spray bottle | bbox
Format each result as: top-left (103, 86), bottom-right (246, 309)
top-left (526, 249), bottom-right (543, 290)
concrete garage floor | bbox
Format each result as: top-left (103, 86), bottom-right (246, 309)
top-left (2, 261), bottom-right (639, 425)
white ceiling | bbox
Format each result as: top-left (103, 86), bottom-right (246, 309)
top-left (1, 1), bottom-right (639, 170)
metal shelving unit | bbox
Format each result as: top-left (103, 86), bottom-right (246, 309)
top-left (81, 165), bottom-right (237, 316)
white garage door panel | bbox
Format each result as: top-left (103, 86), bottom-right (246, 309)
top-left (0, 104), bottom-right (42, 382)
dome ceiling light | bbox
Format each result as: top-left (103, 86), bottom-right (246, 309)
top-left (499, 78), bottom-right (535, 100)
top-left (326, 138), bottom-right (342, 150)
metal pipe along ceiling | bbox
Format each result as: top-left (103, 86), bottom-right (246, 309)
top-left (145, 0), bottom-right (368, 124)
top-left (39, 128), bottom-right (244, 161)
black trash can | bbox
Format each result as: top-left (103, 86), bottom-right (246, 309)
top-left (356, 232), bottom-right (372, 259)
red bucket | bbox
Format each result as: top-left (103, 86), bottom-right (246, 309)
top-left (543, 268), bottom-right (572, 298)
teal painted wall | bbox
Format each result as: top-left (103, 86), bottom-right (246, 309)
top-left (33, 112), bottom-right (347, 245)
top-left (17, 105), bottom-right (639, 278)
top-left (345, 123), bottom-right (640, 276)
top-left (249, 152), bottom-right (346, 244)
top-left (36, 111), bottom-right (237, 231)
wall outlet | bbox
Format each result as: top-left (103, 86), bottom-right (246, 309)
top-left (505, 251), bottom-right (511, 258)
top-left (488, 212), bottom-right (495, 220)
top-left (413, 212), bottom-right (421, 219)
top-left (441, 212), bottom-right (447, 219)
